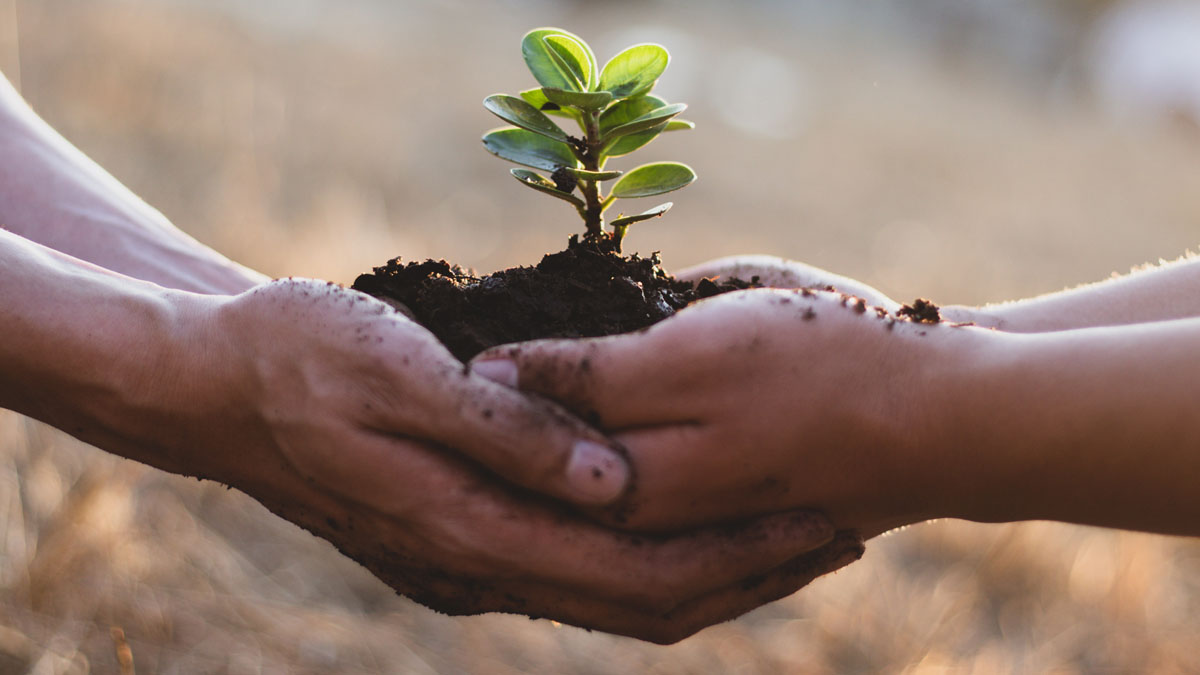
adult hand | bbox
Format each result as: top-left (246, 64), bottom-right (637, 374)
top-left (2, 234), bottom-right (865, 643)
top-left (470, 287), bottom-right (996, 539)
top-left (256, 428), bottom-right (862, 644)
top-left (121, 278), bottom-right (866, 643)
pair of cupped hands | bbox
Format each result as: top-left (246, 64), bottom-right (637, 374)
top-left (173, 256), bottom-right (951, 644)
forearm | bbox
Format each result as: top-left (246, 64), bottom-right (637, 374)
top-left (0, 229), bottom-right (218, 476)
top-left (935, 319), bottom-right (1200, 535)
top-left (0, 72), bottom-right (265, 294)
top-left (941, 254), bottom-right (1200, 332)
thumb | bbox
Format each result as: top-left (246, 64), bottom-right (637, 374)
top-left (410, 363), bottom-right (635, 507)
top-left (470, 334), bottom-right (669, 429)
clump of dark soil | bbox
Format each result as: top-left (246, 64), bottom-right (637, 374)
top-left (351, 236), bottom-right (757, 362)
top-left (898, 298), bottom-right (941, 324)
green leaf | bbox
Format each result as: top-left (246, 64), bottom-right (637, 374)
top-left (522, 28), bottom-right (597, 92)
top-left (598, 95), bottom-right (668, 157)
top-left (519, 88), bottom-right (581, 126)
top-left (599, 44), bottom-right (670, 99)
top-left (520, 87), bottom-right (553, 109)
top-left (543, 35), bottom-right (592, 91)
top-left (564, 167), bottom-right (622, 181)
top-left (482, 127), bottom-right (579, 171)
top-left (604, 124), bottom-right (666, 158)
top-left (483, 94), bottom-right (570, 143)
top-left (599, 95), bottom-right (666, 132)
top-left (610, 162), bottom-right (696, 198)
top-left (511, 168), bottom-right (585, 207)
top-left (609, 202), bottom-right (672, 228)
top-left (601, 103), bottom-right (686, 144)
top-left (605, 118), bottom-right (691, 157)
top-left (542, 87), bottom-right (613, 112)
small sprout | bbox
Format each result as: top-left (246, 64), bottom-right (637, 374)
top-left (482, 27), bottom-right (697, 251)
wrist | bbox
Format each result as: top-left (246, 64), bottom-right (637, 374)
top-left (110, 289), bottom-right (279, 486)
top-left (926, 321), bottom-right (1200, 534)
top-left (892, 325), bottom-right (1032, 528)
top-left (92, 290), bottom-right (233, 476)
top-left (796, 319), bottom-right (1017, 537)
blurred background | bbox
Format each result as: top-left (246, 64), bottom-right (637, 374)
top-left (2, 0), bottom-right (1199, 672)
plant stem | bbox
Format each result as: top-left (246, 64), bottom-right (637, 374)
top-left (579, 110), bottom-right (605, 239)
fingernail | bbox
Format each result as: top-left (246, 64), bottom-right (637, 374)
top-left (567, 440), bottom-right (630, 503)
top-left (471, 359), bottom-right (518, 388)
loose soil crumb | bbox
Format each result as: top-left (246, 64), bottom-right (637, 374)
top-left (898, 298), bottom-right (941, 323)
top-left (352, 236), bottom-right (757, 362)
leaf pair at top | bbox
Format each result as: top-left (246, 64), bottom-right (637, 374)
top-left (481, 90), bottom-right (696, 165)
top-left (481, 27), bottom-right (698, 248)
top-left (522, 28), bottom-right (668, 102)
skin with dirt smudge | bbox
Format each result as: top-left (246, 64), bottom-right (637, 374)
top-left (475, 287), bottom-right (964, 538)
top-left (0, 236), bottom-right (863, 643)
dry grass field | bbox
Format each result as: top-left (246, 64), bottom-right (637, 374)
top-left (2, 1), bottom-right (1199, 672)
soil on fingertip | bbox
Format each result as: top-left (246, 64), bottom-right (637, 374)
top-left (351, 236), bottom-right (758, 362)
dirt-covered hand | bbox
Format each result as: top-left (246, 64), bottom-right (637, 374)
top-left (171, 277), bottom-right (638, 507)
top-left (1, 232), bottom-right (864, 643)
top-left (676, 255), bottom-right (900, 312)
top-left (472, 288), bottom-right (989, 539)
top-left (144, 278), bottom-right (861, 642)
top-left (252, 434), bottom-right (862, 644)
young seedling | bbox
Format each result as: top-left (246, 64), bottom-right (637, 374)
top-left (482, 28), bottom-right (696, 252)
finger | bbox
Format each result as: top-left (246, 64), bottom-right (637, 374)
top-left (676, 255), bottom-right (830, 288)
top-left (368, 532), bottom-right (863, 645)
top-left (274, 437), bottom-right (857, 643)
top-left (424, 371), bottom-right (640, 506)
top-left (484, 507), bottom-right (839, 614)
top-left (356, 326), bottom-right (634, 507)
top-left (573, 424), bottom-right (795, 532)
top-left (677, 256), bottom-right (900, 311)
top-left (470, 333), bottom-right (699, 429)
top-left (631, 531), bottom-right (866, 644)
top-left (298, 432), bottom-right (837, 612)
top-left (460, 531), bottom-right (866, 644)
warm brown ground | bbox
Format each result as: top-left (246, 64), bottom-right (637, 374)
top-left (2, 1), bottom-right (1199, 672)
